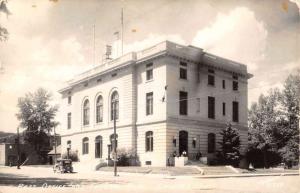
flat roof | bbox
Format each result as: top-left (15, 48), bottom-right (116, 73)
top-left (59, 41), bottom-right (252, 93)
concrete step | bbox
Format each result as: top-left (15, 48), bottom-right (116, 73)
top-left (200, 166), bottom-right (236, 175)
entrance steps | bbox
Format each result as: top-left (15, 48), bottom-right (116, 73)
top-left (186, 160), bottom-right (237, 175)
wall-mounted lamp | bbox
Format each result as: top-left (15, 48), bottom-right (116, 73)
top-left (172, 136), bottom-right (176, 147)
top-left (192, 137), bottom-right (197, 148)
top-left (9, 145), bottom-right (12, 149)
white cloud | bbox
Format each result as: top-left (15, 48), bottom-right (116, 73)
top-left (192, 7), bottom-right (268, 72)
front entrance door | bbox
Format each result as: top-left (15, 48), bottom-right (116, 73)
top-left (179, 130), bottom-right (188, 156)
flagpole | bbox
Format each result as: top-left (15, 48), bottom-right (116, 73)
top-left (121, 8), bottom-right (124, 56)
top-left (93, 24), bottom-right (96, 66)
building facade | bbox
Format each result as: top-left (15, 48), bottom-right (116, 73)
top-left (58, 41), bottom-right (252, 167)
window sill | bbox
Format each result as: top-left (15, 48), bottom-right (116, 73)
top-left (82, 125), bottom-right (90, 128)
top-left (95, 121), bottom-right (104, 125)
top-left (179, 78), bottom-right (188, 81)
top-left (179, 114), bottom-right (188, 116)
top-left (207, 84), bottom-right (215, 88)
top-left (146, 79), bottom-right (154, 83)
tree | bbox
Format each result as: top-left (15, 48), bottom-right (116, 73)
top-left (218, 123), bottom-right (241, 166)
top-left (0, 0), bottom-right (10, 41)
top-left (248, 69), bottom-right (300, 168)
top-left (248, 89), bottom-right (281, 168)
top-left (277, 69), bottom-right (300, 167)
top-left (16, 88), bottom-right (59, 157)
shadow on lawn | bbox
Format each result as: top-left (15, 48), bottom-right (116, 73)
top-left (0, 172), bottom-right (125, 187)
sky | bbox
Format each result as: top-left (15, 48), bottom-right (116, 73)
top-left (0, 0), bottom-right (299, 133)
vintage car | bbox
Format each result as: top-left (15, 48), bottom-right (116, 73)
top-left (53, 159), bottom-right (73, 173)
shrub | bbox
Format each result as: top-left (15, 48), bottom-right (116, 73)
top-left (217, 124), bottom-right (241, 167)
top-left (246, 147), bottom-right (282, 168)
top-left (113, 148), bottom-right (138, 166)
top-left (61, 150), bottom-right (79, 162)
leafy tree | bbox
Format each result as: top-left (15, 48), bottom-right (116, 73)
top-left (248, 69), bottom-right (300, 168)
top-left (248, 89), bottom-right (281, 168)
top-left (277, 70), bottom-right (300, 167)
top-left (217, 123), bottom-right (241, 166)
top-left (0, 0), bottom-right (11, 41)
top-left (16, 88), bottom-right (59, 157)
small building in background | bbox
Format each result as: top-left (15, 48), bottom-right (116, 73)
top-left (0, 143), bottom-right (40, 166)
top-left (47, 145), bottom-right (61, 165)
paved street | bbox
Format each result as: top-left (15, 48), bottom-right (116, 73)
top-left (0, 166), bottom-right (299, 193)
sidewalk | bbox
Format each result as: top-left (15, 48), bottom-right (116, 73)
top-left (3, 165), bottom-right (298, 179)
top-left (96, 166), bottom-right (299, 179)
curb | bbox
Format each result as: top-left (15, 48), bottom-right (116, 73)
top-left (194, 172), bottom-right (299, 179)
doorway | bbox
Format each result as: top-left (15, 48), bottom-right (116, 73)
top-left (179, 130), bottom-right (188, 156)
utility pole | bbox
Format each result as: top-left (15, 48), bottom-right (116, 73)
top-left (53, 126), bottom-right (57, 164)
top-left (17, 127), bottom-right (20, 169)
top-left (113, 101), bottom-right (117, 177)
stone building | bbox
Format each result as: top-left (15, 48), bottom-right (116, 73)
top-left (58, 41), bottom-right (253, 167)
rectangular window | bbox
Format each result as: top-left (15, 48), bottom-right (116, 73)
top-left (146, 92), bottom-right (153, 115)
top-left (68, 96), bottom-right (72, 104)
top-left (208, 133), bottom-right (216, 153)
top-left (145, 131), bottom-right (153, 152)
top-left (222, 102), bottom-right (226, 116)
top-left (146, 63), bottom-right (153, 81)
top-left (222, 80), bottom-right (226, 89)
top-left (67, 113), bottom-right (71, 129)
top-left (208, 96), bottom-right (215, 119)
top-left (208, 69), bottom-right (215, 74)
top-left (179, 91), bottom-right (188, 115)
top-left (232, 74), bottom-right (238, 91)
top-left (232, 101), bottom-right (239, 122)
top-left (179, 61), bottom-right (187, 80)
top-left (233, 81), bottom-right (239, 91)
top-left (208, 75), bottom-right (215, 86)
top-left (208, 69), bottom-right (215, 86)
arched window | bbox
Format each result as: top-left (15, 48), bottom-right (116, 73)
top-left (145, 131), bottom-right (153, 152)
top-left (82, 137), bottom-right (89, 154)
top-left (83, 99), bottom-right (90, 126)
top-left (110, 134), bottom-right (118, 150)
top-left (208, 133), bottom-right (216, 153)
top-left (95, 136), bottom-right (103, 158)
top-left (96, 96), bottom-right (103, 123)
top-left (111, 91), bottom-right (119, 120)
